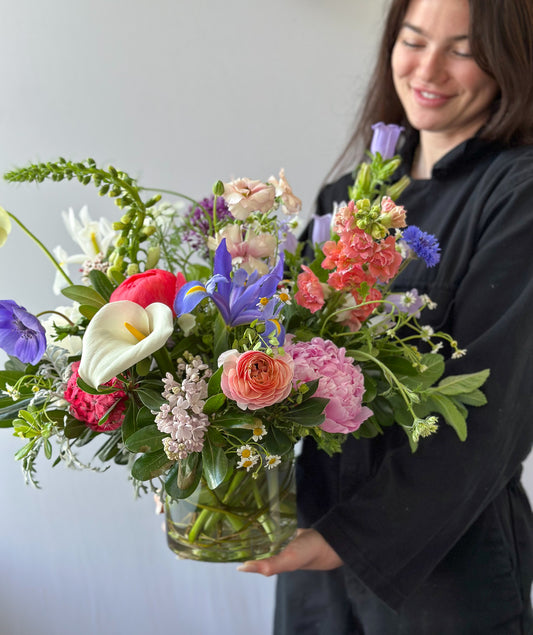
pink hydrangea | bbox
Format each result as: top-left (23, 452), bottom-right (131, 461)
top-left (64, 361), bottom-right (127, 431)
top-left (283, 337), bottom-right (372, 434)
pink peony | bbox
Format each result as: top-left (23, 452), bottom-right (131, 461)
top-left (283, 337), bottom-right (372, 434)
top-left (219, 349), bottom-right (294, 410)
top-left (63, 361), bottom-right (127, 431)
top-left (109, 269), bottom-right (186, 314)
top-left (222, 178), bottom-right (276, 221)
top-left (295, 265), bottom-right (325, 313)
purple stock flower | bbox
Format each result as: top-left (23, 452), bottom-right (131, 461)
top-left (183, 195), bottom-right (231, 256)
top-left (370, 122), bottom-right (404, 159)
top-left (0, 300), bottom-right (47, 364)
top-left (402, 226), bottom-right (441, 267)
top-left (311, 213), bottom-right (332, 244)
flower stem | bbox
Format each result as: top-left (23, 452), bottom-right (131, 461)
top-left (6, 211), bottom-right (74, 286)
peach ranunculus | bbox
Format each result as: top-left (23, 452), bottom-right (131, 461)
top-left (222, 178), bottom-right (276, 221)
top-left (268, 169), bottom-right (302, 215)
top-left (207, 223), bottom-right (277, 275)
top-left (295, 265), bottom-right (327, 314)
top-left (218, 349), bottom-right (294, 410)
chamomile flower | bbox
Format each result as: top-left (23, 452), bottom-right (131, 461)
top-left (237, 445), bottom-right (255, 459)
top-left (251, 422), bottom-right (267, 441)
top-left (420, 294), bottom-right (437, 310)
top-left (265, 455), bottom-right (281, 470)
top-left (452, 348), bottom-right (467, 359)
top-left (238, 453), bottom-right (259, 472)
top-left (420, 325), bottom-right (434, 341)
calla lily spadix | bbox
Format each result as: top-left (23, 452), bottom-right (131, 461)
top-left (78, 300), bottom-right (174, 388)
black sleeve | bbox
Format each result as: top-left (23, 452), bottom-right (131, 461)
top-left (312, 161), bottom-right (533, 609)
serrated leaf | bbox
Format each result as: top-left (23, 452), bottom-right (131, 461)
top-left (202, 434), bottom-right (229, 490)
top-left (432, 369), bottom-right (490, 396)
top-left (124, 424), bottom-right (165, 453)
top-left (417, 353), bottom-right (445, 387)
top-left (203, 392), bottom-right (226, 414)
top-left (61, 284), bottom-right (107, 308)
top-left (131, 448), bottom-right (172, 481)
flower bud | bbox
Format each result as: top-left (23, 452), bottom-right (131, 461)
top-left (212, 180), bottom-right (225, 196)
top-left (145, 246), bottom-right (160, 269)
top-left (126, 263), bottom-right (139, 276)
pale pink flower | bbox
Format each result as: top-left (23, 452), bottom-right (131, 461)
top-left (332, 200), bottom-right (357, 235)
top-left (223, 178), bottom-right (276, 221)
top-left (268, 169), bottom-right (302, 215)
top-left (283, 337), bottom-right (372, 434)
top-left (219, 349), bottom-right (294, 410)
top-left (209, 224), bottom-right (277, 274)
top-left (380, 196), bottom-right (406, 229)
top-left (295, 265), bottom-right (325, 313)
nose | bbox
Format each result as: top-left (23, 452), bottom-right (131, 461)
top-left (416, 48), bottom-right (447, 84)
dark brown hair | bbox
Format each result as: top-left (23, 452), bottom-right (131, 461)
top-left (330, 0), bottom-right (533, 180)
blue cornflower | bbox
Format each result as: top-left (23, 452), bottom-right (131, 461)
top-left (0, 300), bottom-right (47, 364)
top-left (402, 226), bottom-right (441, 267)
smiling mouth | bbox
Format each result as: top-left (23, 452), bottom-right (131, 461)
top-left (412, 87), bottom-right (451, 104)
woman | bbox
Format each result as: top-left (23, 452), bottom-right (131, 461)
top-left (239, 0), bottom-right (533, 632)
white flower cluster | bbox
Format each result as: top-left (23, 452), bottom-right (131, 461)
top-left (155, 355), bottom-right (212, 460)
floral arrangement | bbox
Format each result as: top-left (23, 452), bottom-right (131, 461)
top-left (0, 123), bottom-right (488, 561)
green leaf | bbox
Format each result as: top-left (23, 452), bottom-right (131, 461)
top-left (207, 365), bottom-right (223, 397)
top-left (202, 433), bottom-right (229, 490)
top-left (165, 459), bottom-right (201, 500)
top-left (213, 313), bottom-right (229, 362)
top-left (136, 406), bottom-right (156, 428)
top-left (426, 394), bottom-right (467, 441)
top-left (88, 269), bottom-right (115, 301)
top-left (131, 448), bottom-right (172, 481)
top-left (78, 304), bottom-right (99, 320)
top-left (61, 284), bottom-right (107, 308)
top-left (363, 374), bottom-right (378, 403)
top-left (0, 369), bottom-right (25, 391)
top-left (455, 389), bottom-right (487, 407)
top-left (120, 400), bottom-right (138, 443)
top-left (212, 412), bottom-right (257, 428)
top-left (353, 417), bottom-right (384, 439)
top-left (136, 387), bottom-right (165, 411)
top-left (285, 397), bottom-right (328, 426)
top-left (76, 376), bottom-right (118, 395)
top-left (432, 369), bottom-right (490, 396)
top-left (300, 379), bottom-right (320, 401)
top-left (64, 418), bottom-right (89, 439)
top-left (124, 424), bottom-right (165, 453)
top-left (262, 426), bottom-right (294, 456)
top-left (416, 353), bottom-right (446, 388)
top-left (203, 392), bottom-right (226, 415)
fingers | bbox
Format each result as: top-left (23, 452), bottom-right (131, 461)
top-left (236, 528), bottom-right (343, 576)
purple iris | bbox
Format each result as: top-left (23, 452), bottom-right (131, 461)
top-left (175, 239), bottom-right (285, 329)
top-left (370, 122), bottom-right (404, 159)
top-left (0, 300), bottom-right (47, 364)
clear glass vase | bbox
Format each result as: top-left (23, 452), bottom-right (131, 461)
top-left (165, 458), bottom-right (297, 562)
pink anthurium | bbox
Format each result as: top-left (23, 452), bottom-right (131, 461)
top-left (78, 300), bottom-right (174, 388)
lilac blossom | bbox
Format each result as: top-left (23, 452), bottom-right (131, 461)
top-left (0, 300), bottom-right (47, 364)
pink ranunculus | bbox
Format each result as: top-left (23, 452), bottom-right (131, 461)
top-left (219, 349), bottom-right (294, 411)
top-left (295, 265), bottom-right (325, 313)
top-left (332, 200), bottom-right (357, 235)
top-left (63, 361), bottom-right (127, 431)
top-left (222, 178), bottom-right (276, 221)
top-left (283, 337), bottom-right (372, 434)
top-left (109, 269), bottom-right (186, 314)
top-left (268, 169), bottom-right (302, 215)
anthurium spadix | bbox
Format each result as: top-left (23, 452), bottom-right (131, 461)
top-left (78, 300), bottom-right (174, 388)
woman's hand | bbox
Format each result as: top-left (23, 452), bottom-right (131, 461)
top-left (236, 528), bottom-right (343, 576)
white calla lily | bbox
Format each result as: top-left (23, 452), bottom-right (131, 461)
top-left (0, 206), bottom-right (12, 247)
top-left (78, 301), bottom-right (174, 388)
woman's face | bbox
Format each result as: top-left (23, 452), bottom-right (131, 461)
top-left (391, 0), bottom-right (499, 148)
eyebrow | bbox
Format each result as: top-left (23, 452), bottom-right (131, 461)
top-left (401, 22), bottom-right (469, 41)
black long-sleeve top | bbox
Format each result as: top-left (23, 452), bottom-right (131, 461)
top-left (296, 136), bottom-right (533, 611)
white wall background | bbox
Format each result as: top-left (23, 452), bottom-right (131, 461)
top-left (0, 2), bottom-right (531, 634)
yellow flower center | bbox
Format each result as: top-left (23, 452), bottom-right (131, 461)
top-left (278, 292), bottom-right (290, 303)
top-left (124, 322), bottom-right (148, 341)
top-left (240, 448), bottom-right (252, 458)
top-left (253, 427), bottom-right (263, 437)
top-left (90, 231), bottom-right (100, 255)
top-left (259, 297), bottom-right (269, 306)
